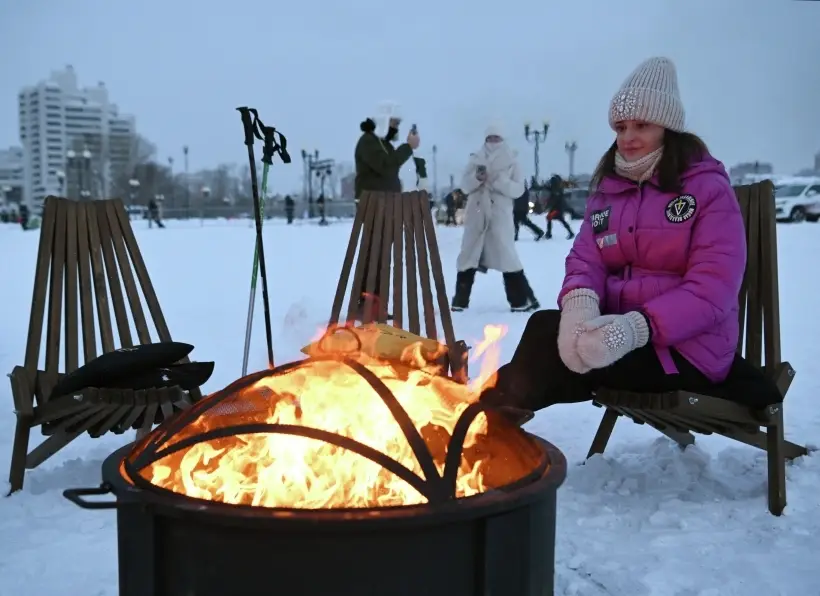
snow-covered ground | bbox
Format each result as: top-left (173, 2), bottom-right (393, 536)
top-left (1, 216), bottom-right (818, 595)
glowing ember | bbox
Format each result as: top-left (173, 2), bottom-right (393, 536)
top-left (143, 324), bottom-right (541, 509)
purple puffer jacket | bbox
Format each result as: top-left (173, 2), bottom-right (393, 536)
top-left (558, 155), bottom-right (746, 382)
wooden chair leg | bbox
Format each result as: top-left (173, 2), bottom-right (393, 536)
top-left (766, 409), bottom-right (787, 516)
top-left (586, 408), bottom-right (620, 459)
top-left (7, 414), bottom-right (33, 494)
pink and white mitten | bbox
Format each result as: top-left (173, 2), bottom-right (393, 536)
top-left (557, 289), bottom-right (600, 374)
top-left (576, 311), bottom-right (651, 370)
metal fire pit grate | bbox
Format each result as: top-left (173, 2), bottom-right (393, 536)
top-left (122, 353), bottom-right (548, 506)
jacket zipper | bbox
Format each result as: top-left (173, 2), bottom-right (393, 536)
top-left (623, 181), bottom-right (643, 281)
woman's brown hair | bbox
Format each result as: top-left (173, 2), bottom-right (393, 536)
top-left (590, 130), bottom-right (709, 194)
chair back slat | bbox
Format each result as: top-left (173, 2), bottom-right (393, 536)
top-left (63, 200), bottom-right (80, 374)
top-left (401, 194), bottom-right (422, 335)
top-left (44, 200), bottom-right (68, 382)
top-left (85, 198), bottom-right (117, 353)
top-left (758, 181), bottom-right (782, 369)
top-left (23, 198), bottom-right (58, 377)
top-left (75, 202), bottom-right (98, 363)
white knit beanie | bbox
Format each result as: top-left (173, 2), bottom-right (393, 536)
top-left (484, 121), bottom-right (505, 139)
top-left (608, 57), bottom-right (685, 132)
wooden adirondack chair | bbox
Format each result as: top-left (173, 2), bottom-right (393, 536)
top-left (586, 180), bottom-right (809, 516)
top-left (328, 190), bottom-right (469, 382)
top-left (7, 196), bottom-right (201, 494)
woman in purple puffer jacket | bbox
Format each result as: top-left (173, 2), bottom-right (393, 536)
top-left (480, 56), bottom-right (781, 412)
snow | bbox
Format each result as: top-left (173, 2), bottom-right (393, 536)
top-left (1, 216), bottom-right (818, 595)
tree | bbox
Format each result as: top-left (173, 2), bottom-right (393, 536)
top-left (109, 134), bottom-right (157, 200)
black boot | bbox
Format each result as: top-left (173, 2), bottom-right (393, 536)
top-left (504, 271), bottom-right (539, 312)
top-left (451, 269), bottom-right (476, 311)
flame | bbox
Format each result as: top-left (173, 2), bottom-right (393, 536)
top-left (145, 324), bottom-right (540, 509)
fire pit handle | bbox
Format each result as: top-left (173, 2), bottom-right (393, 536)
top-left (63, 484), bottom-right (118, 510)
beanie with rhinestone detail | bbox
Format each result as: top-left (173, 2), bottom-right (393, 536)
top-left (608, 57), bottom-right (685, 132)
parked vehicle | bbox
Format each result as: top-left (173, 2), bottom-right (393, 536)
top-left (565, 188), bottom-right (590, 220)
top-left (773, 177), bottom-right (820, 222)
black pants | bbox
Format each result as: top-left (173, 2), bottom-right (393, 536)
top-left (546, 213), bottom-right (573, 236)
top-left (513, 213), bottom-right (544, 240)
top-left (481, 310), bottom-right (782, 411)
top-left (452, 269), bottom-right (537, 309)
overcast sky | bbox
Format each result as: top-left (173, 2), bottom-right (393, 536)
top-left (0, 0), bottom-right (817, 193)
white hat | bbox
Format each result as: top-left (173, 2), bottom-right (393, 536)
top-left (609, 57), bottom-right (685, 132)
top-left (484, 121), bottom-right (505, 139)
top-left (372, 100), bottom-right (402, 136)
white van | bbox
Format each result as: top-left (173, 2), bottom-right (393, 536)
top-left (773, 177), bottom-right (820, 222)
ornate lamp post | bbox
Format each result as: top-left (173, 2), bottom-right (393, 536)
top-left (524, 121), bottom-right (550, 186)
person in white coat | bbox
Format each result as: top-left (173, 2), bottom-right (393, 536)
top-left (451, 123), bottom-right (540, 312)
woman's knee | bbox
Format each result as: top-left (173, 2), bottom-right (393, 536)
top-left (523, 309), bottom-right (560, 338)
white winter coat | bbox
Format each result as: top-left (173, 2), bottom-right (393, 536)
top-left (455, 142), bottom-right (525, 273)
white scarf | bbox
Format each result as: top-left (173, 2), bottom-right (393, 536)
top-left (614, 147), bottom-right (663, 183)
top-left (475, 141), bottom-right (515, 174)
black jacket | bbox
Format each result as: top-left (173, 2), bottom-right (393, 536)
top-left (354, 132), bottom-right (413, 198)
top-left (546, 177), bottom-right (566, 213)
top-left (514, 190), bottom-right (531, 217)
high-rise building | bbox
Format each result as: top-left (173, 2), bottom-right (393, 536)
top-left (814, 151), bottom-right (820, 172)
top-left (18, 65), bottom-right (136, 207)
top-left (0, 146), bottom-right (24, 204)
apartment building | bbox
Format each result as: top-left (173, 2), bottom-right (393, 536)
top-left (18, 65), bottom-right (136, 206)
top-left (0, 146), bottom-right (24, 204)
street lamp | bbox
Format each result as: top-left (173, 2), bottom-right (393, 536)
top-left (314, 162), bottom-right (332, 226)
top-left (524, 121), bottom-right (550, 186)
top-left (183, 145), bottom-right (189, 218)
top-left (301, 149), bottom-right (321, 217)
top-left (128, 178), bottom-right (140, 207)
top-left (65, 150), bottom-right (76, 199)
top-left (201, 186), bottom-right (211, 219)
top-left (564, 141), bottom-right (578, 181)
top-left (432, 144), bottom-right (438, 198)
top-left (56, 170), bottom-right (65, 196)
top-left (80, 148), bottom-right (92, 200)
top-left (168, 157), bottom-right (175, 206)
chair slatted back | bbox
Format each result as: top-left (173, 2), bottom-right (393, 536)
top-left (22, 196), bottom-right (181, 405)
top-left (734, 180), bottom-right (781, 371)
top-left (329, 191), bottom-right (457, 348)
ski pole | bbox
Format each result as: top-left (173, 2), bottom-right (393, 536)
top-left (241, 160), bottom-right (270, 376)
top-left (236, 107), bottom-right (291, 375)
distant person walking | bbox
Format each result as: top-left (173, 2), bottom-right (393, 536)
top-left (147, 198), bottom-right (165, 228)
top-left (513, 188), bottom-right (545, 241)
top-left (545, 174), bottom-right (574, 240)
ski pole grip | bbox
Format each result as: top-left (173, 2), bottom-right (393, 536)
top-left (236, 106), bottom-right (256, 147)
top-left (260, 125), bottom-right (276, 165)
top-left (277, 132), bottom-right (292, 164)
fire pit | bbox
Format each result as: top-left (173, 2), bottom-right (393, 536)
top-left (64, 349), bottom-right (566, 596)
